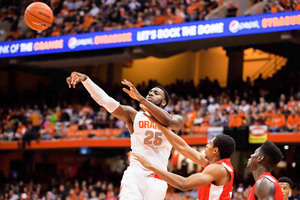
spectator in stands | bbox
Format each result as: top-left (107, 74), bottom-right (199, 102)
top-left (152, 8), bottom-right (166, 25)
top-left (282, 104), bottom-right (291, 118)
top-left (286, 109), bottom-right (299, 132)
top-left (185, 103), bottom-right (197, 130)
top-left (128, 0), bottom-right (141, 11)
top-left (22, 122), bottom-right (40, 148)
top-left (29, 109), bottom-right (41, 133)
top-left (187, 0), bottom-right (200, 21)
top-left (207, 96), bottom-right (219, 113)
top-left (294, 0), bottom-right (300, 10)
top-left (269, 109), bottom-right (286, 132)
top-left (228, 110), bottom-right (243, 127)
top-left (40, 115), bottom-right (55, 140)
top-left (240, 99), bottom-right (250, 113)
top-left (210, 113), bottom-right (223, 126)
top-left (271, 0), bottom-right (285, 13)
top-left (287, 96), bottom-right (297, 111)
top-left (226, 0), bottom-right (238, 17)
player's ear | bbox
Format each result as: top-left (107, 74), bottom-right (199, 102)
top-left (161, 99), bottom-right (166, 107)
top-left (213, 147), bottom-right (219, 154)
top-left (257, 155), bottom-right (264, 163)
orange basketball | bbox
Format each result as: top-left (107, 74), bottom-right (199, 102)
top-left (24, 2), bottom-right (53, 31)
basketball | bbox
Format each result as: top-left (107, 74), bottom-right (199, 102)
top-left (24, 2), bottom-right (53, 31)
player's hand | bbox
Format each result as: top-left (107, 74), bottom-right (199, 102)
top-left (132, 152), bottom-right (153, 169)
top-left (122, 79), bottom-right (143, 101)
top-left (66, 72), bottom-right (87, 88)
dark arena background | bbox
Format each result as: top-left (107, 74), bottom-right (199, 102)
top-left (1, 0), bottom-right (300, 199)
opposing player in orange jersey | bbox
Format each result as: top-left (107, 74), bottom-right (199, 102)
top-left (67, 72), bottom-right (183, 200)
top-left (133, 114), bottom-right (236, 200)
top-left (247, 140), bottom-right (283, 200)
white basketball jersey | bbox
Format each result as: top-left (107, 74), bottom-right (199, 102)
top-left (129, 111), bottom-right (172, 175)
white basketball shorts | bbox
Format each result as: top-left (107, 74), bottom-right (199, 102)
top-left (119, 166), bottom-right (168, 200)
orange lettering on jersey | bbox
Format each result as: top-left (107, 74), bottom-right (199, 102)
top-left (138, 120), bottom-right (160, 129)
top-left (149, 122), bottom-right (155, 129)
top-left (144, 121), bottom-right (149, 128)
top-left (139, 121), bottom-right (144, 128)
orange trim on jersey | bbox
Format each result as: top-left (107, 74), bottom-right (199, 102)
top-left (149, 173), bottom-right (164, 181)
top-left (118, 186), bottom-right (123, 196)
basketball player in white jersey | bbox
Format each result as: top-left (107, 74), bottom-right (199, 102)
top-left (66, 72), bottom-right (183, 200)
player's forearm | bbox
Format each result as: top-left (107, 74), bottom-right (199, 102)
top-left (157, 124), bottom-right (207, 166)
top-left (139, 97), bottom-right (175, 127)
top-left (148, 166), bottom-right (190, 191)
top-left (158, 124), bottom-right (189, 152)
top-left (82, 77), bottom-right (120, 112)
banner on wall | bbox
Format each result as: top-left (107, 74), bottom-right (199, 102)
top-left (1, 11), bottom-right (300, 58)
top-left (207, 127), bottom-right (224, 143)
top-left (249, 125), bottom-right (268, 144)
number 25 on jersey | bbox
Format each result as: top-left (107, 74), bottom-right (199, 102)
top-left (143, 130), bottom-right (162, 146)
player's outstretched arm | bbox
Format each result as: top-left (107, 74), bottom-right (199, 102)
top-left (66, 72), bottom-right (136, 125)
top-left (144, 114), bottom-right (208, 167)
top-left (133, 152), bottom-right (221, 191)
top-left (122, 79), bottom-right (183, 132)
top-left (254, 177), bottom-right (276, 200)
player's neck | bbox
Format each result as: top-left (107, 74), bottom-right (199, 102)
top-left (209, 156), bottom-right (221, 164)
top-left (252, 165), bottom-right (270, 181)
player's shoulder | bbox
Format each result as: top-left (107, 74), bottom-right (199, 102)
top-left (120, 105), bottom-right (138, 120)
top-left (202, 163), bottom-right (228, 176)
top-left (122, 105), bottom-right (137, 113)
top-left (256, 176), bottom-right (276, 191)
top-left (254, 176), bottom-right (276, 197)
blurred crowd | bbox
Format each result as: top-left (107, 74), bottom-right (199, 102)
top-left (1, 65), bottom-right (300, 142)
top-left (1, 0), bottom-right (300, 41)
top-left (1, 177), bottom-right (300, 199)
top-left (263, 0), bottom-right (300, 13)
top-left (0, 179), bottom-right (120, 200)
top-left (1, 86), bottom-right (300, 143)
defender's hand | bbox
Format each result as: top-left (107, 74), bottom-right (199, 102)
top-left (66, 72), bottom-right (88, 88)
top-left (122, 79), bottom-right (143, 101)
top-left (132, 152), bottom-right (153, 169)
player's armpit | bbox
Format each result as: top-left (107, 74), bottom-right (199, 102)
top-left (254, 177), bottom-right (276, 200)
top-left (111, 105), bottom-right (137, 123)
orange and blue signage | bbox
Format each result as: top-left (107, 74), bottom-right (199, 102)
top-left (0, 11), bottom-right (300, 58)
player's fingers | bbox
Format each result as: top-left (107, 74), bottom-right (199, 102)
top-left (132, 152), bottom-right (141, 159)
top-left (71, 73), bottom-right (79, 83)
top-left (71, 79), bottom-right (77, 88)
top-left (66, 77), bottom-right (71, 88)
top-left (131, 154), bottom-right (138, 160)
top-left (74, 78), bottom-right (81, 85)
top-left (121, 82), bottom-right (132, 89)
top-left (124, 79), bottom-right (134, 86)
top-left (71, 71), bottom-right (77, 76)
top-left (122, 88), bottom-right (130, 94)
